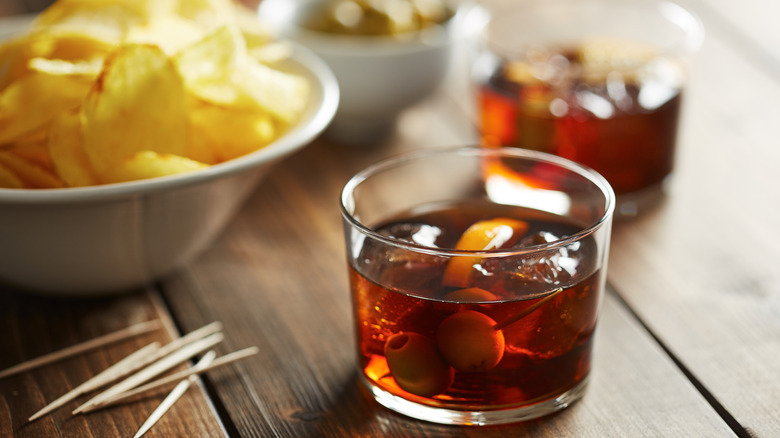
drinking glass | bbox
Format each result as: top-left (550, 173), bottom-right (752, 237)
top-left (340, 146), bottom-right (614, 424)
top-left (472, 0), bottom-right (703, 217)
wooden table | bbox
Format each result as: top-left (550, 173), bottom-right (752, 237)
top-left (1, 0), bottom-right (779, 436)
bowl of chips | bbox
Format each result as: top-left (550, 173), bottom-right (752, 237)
top-left (258, 0), bottom-right (470, 146)
top-left (0, 0), bottom-right (339, 294)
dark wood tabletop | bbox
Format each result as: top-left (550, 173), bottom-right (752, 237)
top-left (1, 0), bottom-right (779, 437)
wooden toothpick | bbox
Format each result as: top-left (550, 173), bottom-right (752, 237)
top-left (493, 287), bottom-right (565, 331)
top-left (133, 350), bottom-right (218, 438)
top-left (0, 320), bottom-right (161, 380)
top-left (73, 332), bottom-right (224, 414)
top-left (28, 342), bottom-right (161, 422)
top-left (82, 347), bottom-right (260, 413)
top-left (29, 321), bottom-right (222, 421)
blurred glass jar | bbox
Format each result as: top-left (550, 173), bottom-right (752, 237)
top-left (472, 0), bottom-right (703, 217)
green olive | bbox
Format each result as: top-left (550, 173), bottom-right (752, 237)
top-left (443, 287), bottom-right (499, 303)
top-left (306, 0), bottom-right (450, 36)
top-left (384, 332), bottom-right (454, 397)
top-left (436, 310), bottom-right (505, 372)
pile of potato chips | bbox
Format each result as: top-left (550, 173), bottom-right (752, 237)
top-left (0, 0), bottom-right (310, 189)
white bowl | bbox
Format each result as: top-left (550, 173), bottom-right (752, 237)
top-left (0, 18), bottom-right (339, 295)
top-left (258, 0), bottom-right (471, 145)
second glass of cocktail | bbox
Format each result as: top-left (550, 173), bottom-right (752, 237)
top-left (473, 0), bottom-right (703, 217)
top-left (341, 147), bottom-right (614, 425)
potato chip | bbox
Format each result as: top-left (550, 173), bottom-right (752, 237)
top-left (0, 71), bottom-right (92, 145)
top-left (0, 35), bottom-right (35, 92)
top-left (0, 0), bottom-right (310, 189)
top-left (232, 2), bottom-right (275, 49)
top-left (49, 109), bottom-right (99, 187)
top-left (249, 41), bottom-right (293, 65)
top-left (32, 0), bottom-right (147, 44)
top-left (81, 44), bottom-right (188, 178)
top-left (186, 57), bottom-right (309, 124)
top-left (176, 24), bottom-right (306, 124)
top-left (28, 57), bottom-right (103, 76)
top-left (176, 0), bottom-right (235, 30)
top-left (189, 102), bottom-right (276, 162)
top-left (126, 15), bottom-right (205, 55)
top-left (186, 122), bottom-right (219, 165)
top-left (30, 32), bottom-right (114, 62)
top-left (6, 140), bottom-right (54, 171)
top-left (184, 79), bottom-right (240, 108)
top-left (102, 151), bottom-right (208, 184)
top-left (185, 105), bottom-right (219, 165)
top-left (0, 150), bottom-right (64, 188)
top-left (8, 127), bottom-right (49, 146)
top-left (232, 58), bottom-right (310, 124)
top-left (0, 162), bottom-right (24, 188)
top-left (0, 32), bottom-right (110, 91)
top-left (176, 26), bottom-right (243, 85)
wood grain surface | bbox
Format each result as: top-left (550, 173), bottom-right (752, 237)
top-left (160, 139), bottom-right (734, 437)
top-left (1, 0), bottom-right (779, 436)
top-left (0, 289), bottom-right (226, 437)
top-left (607, 1), bottom-right (780, 436)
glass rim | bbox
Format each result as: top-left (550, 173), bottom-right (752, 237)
top-left (340, 146), bottom-right (615, 258)
top-left (481, 0), bottom-right (705, 60)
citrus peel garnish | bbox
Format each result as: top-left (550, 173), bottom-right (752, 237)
top-left (442, 218), bottom-right (528, 288)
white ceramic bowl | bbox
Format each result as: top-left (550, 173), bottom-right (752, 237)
top-left (0, 18), bottom-right (339, 295)
top-left (258, 0), bottom-right (471, 145)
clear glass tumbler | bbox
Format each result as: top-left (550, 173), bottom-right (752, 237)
top-left (340, 146), bottom-right (615, 425)
top-left (472, 0), bottom-right (703, 217)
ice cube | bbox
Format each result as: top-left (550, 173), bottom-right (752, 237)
top-left (575, 87), bottom-right (615, 119)
top-left (519, 231), bottom-right (559, 247)
top-left (502, 295), bottom-right (578, 359)
top-left (501, 283), bottom-right (598, 359)
top-left (638, 58), bottom-right (683, 110)
top-left (379, 223), bottom-right (442, 248)
top-left (508, 249), bottom-right (573, 287)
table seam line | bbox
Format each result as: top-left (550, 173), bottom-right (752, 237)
top-left (148, 287), bottom-right (236, 438)
top-left (606, 283), bottom-right (752, 438)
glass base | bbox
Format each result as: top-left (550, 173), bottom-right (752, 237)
top-left (362, 375), bottom-right (590, 426)
top-left (615, 177), bottom-right (672, 219)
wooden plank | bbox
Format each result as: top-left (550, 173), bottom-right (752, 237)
top-left (161, 132), bottom-right (732, 436)
top-left (0, 3), bottom-right (23, 17)
top-left (606, 3), bottom-right (780, 437)
top-left (0, 289), bottom-right (226, 438)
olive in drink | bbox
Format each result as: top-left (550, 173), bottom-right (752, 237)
top-left (341, 147), bottom-right (614, 424)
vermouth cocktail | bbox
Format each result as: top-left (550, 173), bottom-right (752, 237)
top-left (341, 147), bottom-right (614, 424)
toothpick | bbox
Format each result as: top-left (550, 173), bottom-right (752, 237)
top-left (82, 347), bottom-right (260, 413)
top-left (493, 287), bottom-right (565, 331)
top-left (133, 350), bottom-right (217, 438)
top-left (73, 332), bottom-right (224, 414)
top-left (28, 342), bottom-right (161, 422)
top-left (139, 321), bottom-right (223, 365)
top-left (29, 321), bottom-right (222, 421)
top-left (0, 320), bottom-right (161, 380)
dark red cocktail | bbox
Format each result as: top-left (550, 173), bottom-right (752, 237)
top-left (341, 147), bottom-right (614, 424)
top-left (473, 0), bottom-right (702, 215)
top-left (478, 44), bottom-right (683, 196)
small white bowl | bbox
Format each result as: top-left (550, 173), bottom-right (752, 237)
top-left (258, 0), bottom-right (471, 145)
top-left (0, 19), bottom-right (339, 295)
